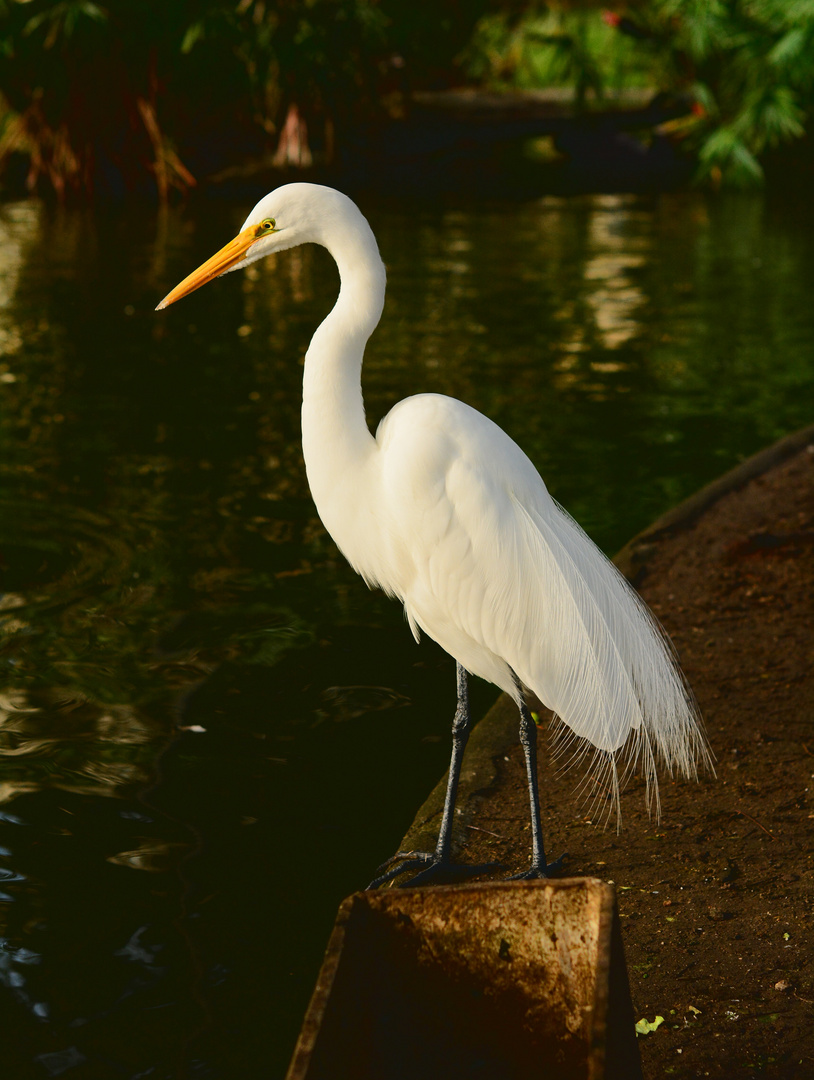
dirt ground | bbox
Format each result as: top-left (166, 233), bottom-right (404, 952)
top-left (418, 438), bottom-right (814, 1079)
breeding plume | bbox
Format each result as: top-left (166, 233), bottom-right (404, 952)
top-left (158, 184), bottom-right (709, 886)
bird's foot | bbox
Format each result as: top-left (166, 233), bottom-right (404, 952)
top-left (368, 850), bottom-right (502, 890)
top-left (506, 851), bottom-right (568, 881)
top-left (367, 850), bottom-right (433, 888)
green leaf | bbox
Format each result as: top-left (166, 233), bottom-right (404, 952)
top-left (769, 27), bottom-right (808, 66)
top-left (730, 140), bottom-right (764, 182)
top-left (635, 1015), bottom-right (665, 1036)
top-left (181, 21), bottom-right (204, 54)
top-left (78, 3), bottom-right (106, 22)
top-left (698, 126), bottom-right (764, 185)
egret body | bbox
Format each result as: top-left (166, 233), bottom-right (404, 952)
top-left (158, 184), bottom-right (709, 885)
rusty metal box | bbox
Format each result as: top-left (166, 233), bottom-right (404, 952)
top-left (286, 878), bottom-right (642, 1080)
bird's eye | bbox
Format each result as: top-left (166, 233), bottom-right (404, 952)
top-left (254, 218), bottom-right (276, 238)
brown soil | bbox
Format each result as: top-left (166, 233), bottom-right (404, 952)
top-left (447, 442), bottom-right (814, 1079)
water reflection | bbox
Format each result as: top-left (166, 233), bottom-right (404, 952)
top-left (0, 204), bottom-right (38, 363)
top-left (1, 189), bottom-right (813, 1075)
top-left (582, 196), bottom-right (648, 354)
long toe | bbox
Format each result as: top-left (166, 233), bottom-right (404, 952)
top-left (367, 853), bottom-right (436, 889)
top-left (404, 859), bottom-right (503, 888)
top-left (371, 850), bottom-right (434, 878)
top-left (368, 854), bottom-right (503, 889)
top-left (506, 852), bottom-right (568, 881)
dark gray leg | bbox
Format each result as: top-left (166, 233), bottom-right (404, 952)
top-left (509, 684), bottom-right (567, 879)
top-left (367, 663), bottom-right (500, 889)
top-left (430, 660), bottom-right (471, 862)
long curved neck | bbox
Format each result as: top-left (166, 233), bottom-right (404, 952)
top-left (301, 215), bottom-right (386, 515)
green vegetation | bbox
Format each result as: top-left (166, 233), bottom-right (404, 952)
top-left (1, 1), bottom-right (814, 195)
top-left (0, 0), bottom-right (492, 199)
top-left (464, 1), bottom-right (814, 187)
top-left (462, 6), bottom-right (653, 105)
top-left (658, 0), bottom-right (814, 186)
top-left (0, 0), bottom-right (392, 198)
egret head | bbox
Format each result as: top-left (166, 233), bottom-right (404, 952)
top-left (155, 183), bottom-right (359, 311)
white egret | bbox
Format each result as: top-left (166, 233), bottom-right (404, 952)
top-left (157, 184), bottom-right (709, 886)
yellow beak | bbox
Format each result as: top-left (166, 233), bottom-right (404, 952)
top-left (155, 225), bottom-right (260, 310)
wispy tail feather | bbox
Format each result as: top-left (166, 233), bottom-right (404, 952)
top-left (510, 495), bottom-right (712, 819)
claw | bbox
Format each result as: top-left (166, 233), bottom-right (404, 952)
top-left (371, 850), bottom-right (433, 879)
top-left (367, 852), bottom-right (503, 890)
top-left (506, 851), bottom-right (568, 881)
top-left (403, 859), bottom-right (501, 888)
top-left (367, 855), bottom-right (435, 889)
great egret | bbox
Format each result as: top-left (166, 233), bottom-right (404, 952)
top-left (157, 183), bottom-right (709, 886)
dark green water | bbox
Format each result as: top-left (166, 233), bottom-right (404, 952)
top-left (0, 189), bottom-right (813, 1077)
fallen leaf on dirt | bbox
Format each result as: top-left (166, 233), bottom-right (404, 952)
top-left (635, 1015), bottom-right (665, 1036)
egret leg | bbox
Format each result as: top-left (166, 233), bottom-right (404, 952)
top-left (432, 660), bottom-right (472, 861)
top-left (367, 663), bottom-right (500, 889)
top-left (508, 691), bottom-right (567, 880)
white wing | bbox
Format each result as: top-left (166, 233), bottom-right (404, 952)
top-left (370, 394), bottom-right (708, 811)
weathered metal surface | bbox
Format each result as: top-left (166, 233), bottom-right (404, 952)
top-left (286, 878), bottom-right (642, 1080)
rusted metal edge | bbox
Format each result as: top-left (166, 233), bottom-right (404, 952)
top-left (288, 879), bottom-right (610, 1080)
top-left (587, 885), bottom-right (617, 1080)
top-left (285, 894), bottom-right (358, 1080)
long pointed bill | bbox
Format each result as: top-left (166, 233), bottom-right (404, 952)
top-left (155, 226), bottom-right (260, 310)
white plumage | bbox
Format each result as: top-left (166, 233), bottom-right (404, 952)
top-left (158, 183), bottom-right (710, 883)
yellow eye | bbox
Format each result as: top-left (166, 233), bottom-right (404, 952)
top-left (254, 218), bottom-right (276, 238)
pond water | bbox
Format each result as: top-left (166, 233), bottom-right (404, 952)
top-left (1, 187), bottom-right (813, 1078)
